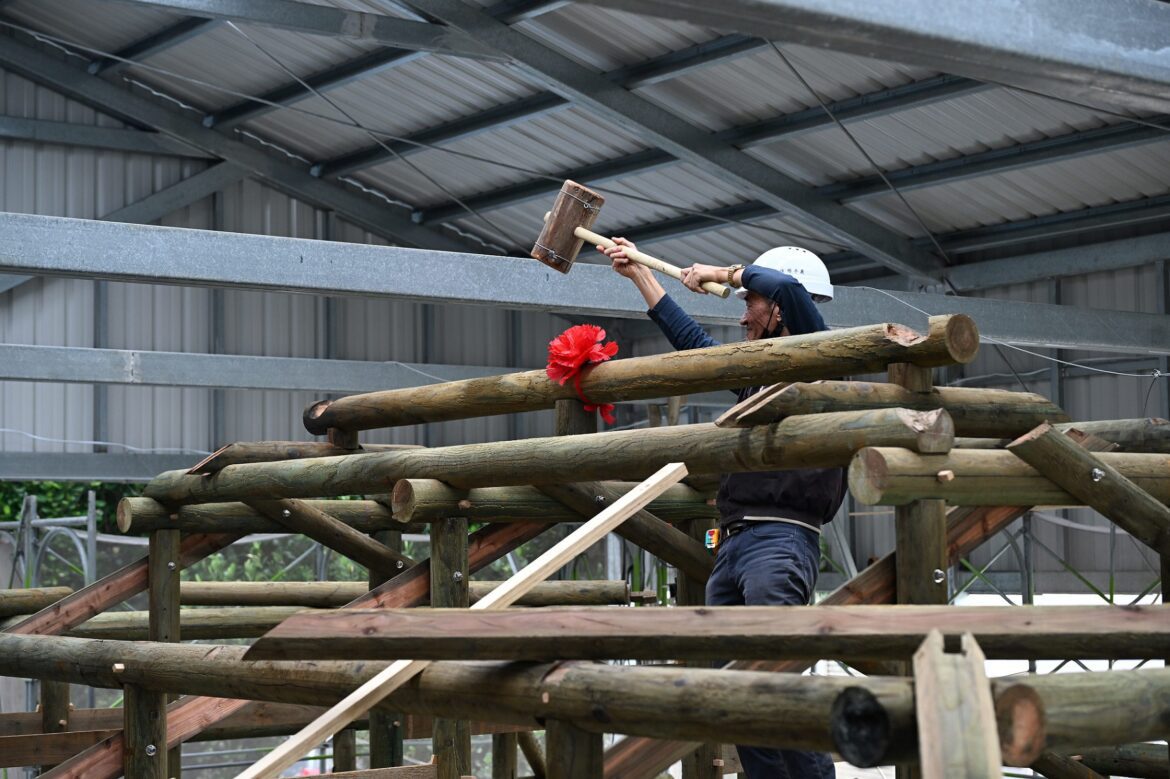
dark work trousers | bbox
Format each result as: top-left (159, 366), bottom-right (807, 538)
top-left (704, 521), bottom-right (836, 779)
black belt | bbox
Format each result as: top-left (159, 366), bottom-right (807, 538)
top-left (722, 520), bottom-right (752, 538)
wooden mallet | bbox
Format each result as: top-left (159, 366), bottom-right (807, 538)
top-left (531, 180), bottom-right (731, 298)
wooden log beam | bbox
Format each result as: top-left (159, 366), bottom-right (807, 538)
top-left (1030, 751), bottom-right (1106, 779)
top-left (955, 418), bottom-right (1170, 452)
top-left (242, 604), bottom-right (1170, 662)
top-left (322, 768), bottom-right (436, 778)
top-left (119, 497), bottom-right (397, 535)
top-left (720, 381), bottom-right (1066, 438)
top-left (848, 448), bottom-right (1170, 507)
top-left (247, 498), bottom-right (414, 575)
top-left (430, 517), bottom-right (470, 779)
top-left (0, 588), bottom-right (72, 617)
top-left (235, 463), bottom-right (690, 779)
top-left (146, 409), bottom-right (954, 504)
top-left (390, 480), bottom-right (715, 524)
top-left (5, 532), bottom-right (239, 635)
top-left (1007, 422), bottom-right (1170, 554)
top-left (546, 719), bottom-right (602, 779)
top-left (1073, 743), bottom-right (1169, 779)
top-left (122, 683), bottom-right (166, 779)
top-left (518, 730), bottom-right (546, 779)
top-left (172, 580), bottom-right (634, 608)
top-left (188, 441), bottom-right (421, 474)
top-left (0, 634), bottom-right (918, 760)
top-left (993, 671), bottom-right (1170, 760)
top-left (911, 632), bottom-right (1000, 779)
top-left (304, 315), bottom-right (978, 433)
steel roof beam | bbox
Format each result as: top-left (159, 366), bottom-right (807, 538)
top-left (111, 0), bottom-right (504, 60)
top-left (2, 212), bottom-right (1168, 355)
top-left (416, 76), bottom-right (984, 223)
top-left (823, 120), bottom-right (1170, 203)
top-left (0, 35), bottom-right (484, 252)
top-left (86, 17), bottom-right (219, 76)
top-left (578, 0), bottom-right (1170, 117)
top-left (207, 0), bottom-right (568, 131)
top-left (313, 32), bottom-right (789, 180)
top-left (207, 47), bottom-right (426, 130)
top-left (402, 0), bottom-right (946, 281)
top-left (0, 162), bottom-right (247, 292)
top-left (0, 115), bottom-right (213, 157)
top-left (595, 192), bottom-right (1170, 269)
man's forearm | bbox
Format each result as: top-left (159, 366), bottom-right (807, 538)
top-left (631, 267), bottom-right (667, 309)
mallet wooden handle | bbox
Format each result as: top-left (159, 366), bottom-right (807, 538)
top-left (575, 226), bottom-right (731, 299)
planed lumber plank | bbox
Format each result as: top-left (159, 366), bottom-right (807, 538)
top-left (244, 604), bottom-right (1170, 662)
top-left (0, 730), bottom-right (118, 767)
top-left (237, 463), bottom-right (689, 779)
top-left (912, 632), bottom-right (1001, 779)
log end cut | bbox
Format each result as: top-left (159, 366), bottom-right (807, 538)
top-left (896, 408), bottom-right (954, 454)
top-left (847, 448), bottom-right (891, 506)
top-left (303, 399), bottom-right (333, 436)
top-left (829, 686), bottom-right (892, 768)
top-left (995, 682), bottom-right (1047, 766)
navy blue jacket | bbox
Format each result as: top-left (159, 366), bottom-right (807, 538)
top-left (647, 267), bottom-right (847, 528)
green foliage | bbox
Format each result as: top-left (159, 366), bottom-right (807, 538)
top-left (0, 481), bottom-right (141, 532)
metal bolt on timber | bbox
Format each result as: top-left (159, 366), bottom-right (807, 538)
top-left (1091, 468), bottom-right (1105, 482)
top-left (933, 569), bottom-right (946, 584)
top-left (145, 744), bottom-right (157, 757)
top-left (453, 571), bottom-right (463, 582)
top-left (167, 561), bottom-right (176, 570)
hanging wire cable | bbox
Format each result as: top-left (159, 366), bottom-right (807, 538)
top-left (766, 41), bottom-right (1120, 392)
top-left (0, 19), bottom-right (851, 251)
top-left (223, 21), bottom-right (518, 252)
top-left (0, 427), bottom-right (212, 455)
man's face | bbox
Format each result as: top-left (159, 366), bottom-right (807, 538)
top-left (740, 291), bottom-right (780, 341)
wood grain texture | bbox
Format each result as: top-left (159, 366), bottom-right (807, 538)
top-left (188, 441), bottom-right (421, 474)
top-left (0, 588), bottom-right (71, 617)
top-left (147, 408), bottom-right (954, 503)
top-left (242, 604), bottom-right (1170, 662)
top-left (0, 730), bottom-right (117, 768)
top-left (912, 632), bottom-right (1001, 778)
top-left (303, 315), bottom-right (978, 433)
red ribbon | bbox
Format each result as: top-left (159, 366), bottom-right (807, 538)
top-left (546, 324), bottom-right (619, 424)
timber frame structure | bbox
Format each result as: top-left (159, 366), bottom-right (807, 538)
top-left (0, 312), bottom-right (1168, 779)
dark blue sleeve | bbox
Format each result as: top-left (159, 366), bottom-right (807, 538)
top-left (646, 293), bottom-right (721, 351)
top-left (740, 265), bottom-right (827, 335)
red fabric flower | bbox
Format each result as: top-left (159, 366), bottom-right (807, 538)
top-left (546, 324), bottom-right (619, 424)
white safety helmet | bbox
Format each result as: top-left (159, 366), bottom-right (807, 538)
top-left (736, 246), bottom-right (834, 302)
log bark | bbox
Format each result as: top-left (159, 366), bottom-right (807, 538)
top-left (188, 441), bottom-right (421, 474)
top-left (390, 481), bottom-right (714, 524)
top-left (172, 580), bottom-right (632, 608)
top-left (1007, 422), bottom-right (1170, 554)
top-left (146, 409), bottom-right (954, 504)
top-left (1030, 751), bottom-right (1106, 779)
top-left (242, 604), bottom-right (1170, 662)
top-left (848, 448), bottom-right (1170, 506)
top-left (0, 634), bottom-right (917, 759)
top-left (303, 315), bottom-right (977, 433)
top-left (0, 588), bottom-right (71, 617)
top-left (119, 497), bottom-right (397, 535)
top-left (518, 731), bottom-right (546, 779)
top-left (722, 381), bottom-right (1066, 438)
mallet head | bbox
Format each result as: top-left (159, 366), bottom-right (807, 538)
top-left (531, 180), bottom-right (605, 273)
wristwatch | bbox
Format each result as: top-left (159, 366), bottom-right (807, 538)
top-left (725, 264), bottom-right (746, 287)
